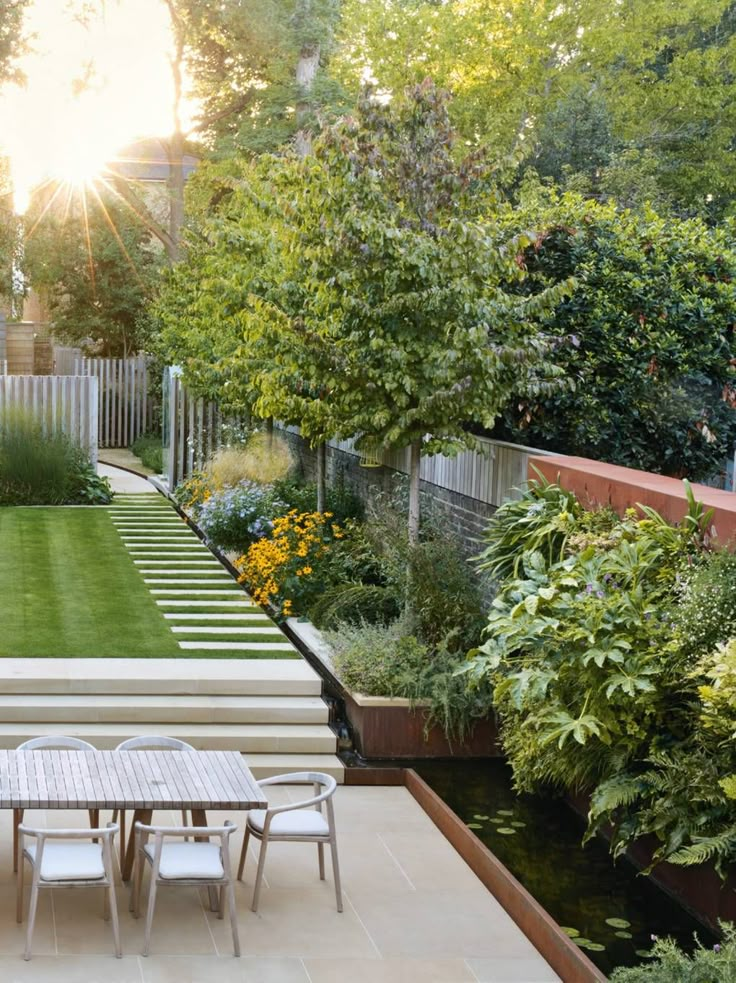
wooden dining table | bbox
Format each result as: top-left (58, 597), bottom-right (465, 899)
top-left (0, 749), bottom-right (267, 881)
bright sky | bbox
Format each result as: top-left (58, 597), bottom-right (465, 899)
top-left (0, 0), bottom-right (196, 213)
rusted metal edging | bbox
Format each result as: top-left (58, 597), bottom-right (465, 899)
top-left (404, 769), bottom-right (607, 983)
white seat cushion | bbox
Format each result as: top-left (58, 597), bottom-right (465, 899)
top-left (248, 808), bottom-right (330, 837)
top-left (26, 842), bottom-right (106, 881)
top-left (144, 842), bottom-right (224, 880)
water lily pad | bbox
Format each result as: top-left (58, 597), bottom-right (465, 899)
top-left (635, 950), bottom-right (655, 959)
top-left (466, 823), bottom-right (483, 830)
top-left (605, 918), bottom-right (632, 930)
top-left (489, 818), bottom-right (505, 824)
top-left (615, 931), bottom-right (633, 940)
top-left (496, 827), bottom-right (516, 835)
top-left (584, 943), bottom-right (606, 952)
top-left (573, 938), bottom-right (593, 947)
top-left (473, 814), bottom-right (490, 820)
top-left (510, 821), bottom-right (527, 828)
top-left (497, 809), bottom-right (515, 816)
top-left (560, 927), bottom-right (580, 938)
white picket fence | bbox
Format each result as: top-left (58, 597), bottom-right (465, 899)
top-left (74, 356), bottom-right (152, 448)
top-left (0, 375), bottom-right (99, 464)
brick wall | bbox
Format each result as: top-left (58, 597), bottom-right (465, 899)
top-left (280, 430), bottom-right (497, 561)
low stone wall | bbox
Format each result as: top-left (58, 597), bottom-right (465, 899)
top-left (280, 430), bottom-right (496, 560)
top-left (531, 454), bottom-right (736, 545)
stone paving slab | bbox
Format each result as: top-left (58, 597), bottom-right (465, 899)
top-left (0, 786), bottom-right (559, 982)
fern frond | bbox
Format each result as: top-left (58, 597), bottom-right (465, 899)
top-left (668, 826), bottom-right (736, 868)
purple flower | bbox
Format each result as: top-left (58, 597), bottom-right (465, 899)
top-left (714, 944), bottom-right (721, 953)
top-left (650, 934), bottom-right (658, 942)
top-left (585, 584), bottom-right (594, 593)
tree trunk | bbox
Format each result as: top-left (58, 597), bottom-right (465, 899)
top-left (408, 440), bottom-right (421, 546)
top-left (295, 42), bottom-right (320, 158)
top-left (264, 416), bottom-right (274, 447)
top-left (167, 130), bottom-right (185, 262)
top-left (316, 442), bottom-right (327, 512)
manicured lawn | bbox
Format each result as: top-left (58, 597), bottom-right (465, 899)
top-left (0, 507), bottom-right (296, 658)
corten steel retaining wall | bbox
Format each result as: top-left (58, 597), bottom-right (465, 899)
top-left (531, 454), bottom-right (736, 545)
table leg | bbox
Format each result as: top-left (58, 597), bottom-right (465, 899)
top-left (122, 808), bottom-right (152, 882)
top-left (191, 809), bottom-right (219, 912)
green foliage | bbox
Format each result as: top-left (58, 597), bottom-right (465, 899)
top-left (327, 618), bottom-right (492, 742)
top-left (130, 433), bottom-right (163, 473)
top-left (195, 481), bottom-right (286, 552)
top-left (271, 472), bottom-right (364, 527)
top-left (674, 551), bottom-right (736, 658)
top-left (609, 923), bottom-right (736, 981)
top-left (496, 189), bottom-right (736, 479)
top-left (0, 407), bottom-right (111, 505)
top-left (24, 186), bottom-right (163, 355)
top-left (475, 475), bottom-right (582, 582)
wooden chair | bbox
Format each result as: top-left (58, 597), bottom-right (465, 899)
top-left (112, 736), bottom-right (195, 867)
top-left (237, 772), bottom-right (342, 913)
top-left (132, 820), bottom-right (240, 956)
top-left (17, 822), bottom-right (120, 960)
top-left (14, 736), bottom-right (97, 872)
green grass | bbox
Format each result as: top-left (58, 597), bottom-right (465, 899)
top-left (0, 506), bottom-right (298, 659)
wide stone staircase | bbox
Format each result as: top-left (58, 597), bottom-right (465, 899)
top-left (0, 658), bottom-right (344, 781)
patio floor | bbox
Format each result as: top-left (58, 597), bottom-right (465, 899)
top-left (0, 784), bottom-right (559, 982)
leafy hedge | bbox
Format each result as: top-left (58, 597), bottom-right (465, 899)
top-left (468, 476), bottom-right (736, 872)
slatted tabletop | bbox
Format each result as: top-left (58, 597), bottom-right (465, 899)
top-left (0, 750), bottom-right (267, 811)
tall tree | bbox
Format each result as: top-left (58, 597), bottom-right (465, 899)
top-left (23, 185), bottom-right (162, 355)
top-left (157, 82), bottom-right (573, 542)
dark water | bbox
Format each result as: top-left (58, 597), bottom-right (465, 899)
top-left (411, 758), bottom-right (717, 976)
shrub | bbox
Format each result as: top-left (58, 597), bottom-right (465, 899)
top-left (173, 470), bottom-right (214, 514)
top-left (195, 480), bottom-right (286, 552)
top-left (674, 550), bottom-right (736, 659)
top-left (0, 407), bottom-right (111, 505)
top-left (235, 510), bottom-right (341, 618)
top-left (272, 471), bottom-right (364, 526)
top-left (207, 432), bottom-right (293, 487)
top-left (328, 619), bottom-right (493, 741)
top-left (609, 923), bottom-right (736, 981)
top-left (130, 432), bottom-right (163, 473)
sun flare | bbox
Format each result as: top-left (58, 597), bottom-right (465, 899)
top-left (0, 0), bottom-right (197, 214)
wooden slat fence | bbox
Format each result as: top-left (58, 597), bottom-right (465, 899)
top-left (0, 375), bottom-right (98, 464)
top-left (74, 356), bottom-right (151, 448)
top-left (52, 345), bottom-right (83, 375)
top-left (164, 371), bottom-right (220, 488)
top-left (0, 360), bottom-right (6, 376)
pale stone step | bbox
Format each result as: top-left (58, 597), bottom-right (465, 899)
top-left (134, 560), bottom-right (220, 566)
top-left (0, 694), bottom-right (328, 724)
top-left (159, 616), bottom-right (269, 621)
top-left (246, 754), bottom-right (345, 782)
top-left (144, 578), bottom-right (234, 585)
top-left (0, 659), bottom-right (322, 695)
top-left (152, 589), bottom-right (243, 596)
top-left (138, 569), bottom-right (229, 575)
top-left (127, 544), bottom-right (207, 550)
top-left (178, 640), bottom-right (294, 651)
top-left (171, 626), bottom-right (283, 635)
top-left (156, 600), bottom-right (258, 607)
top-left (178, 641), bottom-right (295, 651)
top-left (0, 722), bottom-right (336, 753)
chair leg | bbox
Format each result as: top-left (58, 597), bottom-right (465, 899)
top-left (16, 850), bottom-right (24, 924)
top-left (119, 810), bottom-right (126, 872)
top-left (181, 809), bottom-right (189, 842)
top-left (251, 837), bottom-right (269, 913)
top-left (103, 883), bottom-right (110, 921)
top-left (108, 881), bottom-right (122, 959)
top-left (218, 885), bottom-right (225, 920)
top-left (142, 876), bottom-right (158, 957)
top-left (24, 873), bottom-right (41, 960)
top-left (132, 849), bottom-right (144, 916)
top-left (237, 826), bottom-right (250, 881)
top-left (227, 879), bottom-right (241, 957)
top-left (330, 834), bottom-right (343, 913)
top-left (13, 809), bottom-right (23, 874)
top-left (318, 842), bottom-right (325, 880)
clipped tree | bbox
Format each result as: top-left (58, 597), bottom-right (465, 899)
top-left (174, 82), bottom-right (572, 542)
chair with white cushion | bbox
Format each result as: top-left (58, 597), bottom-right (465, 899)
top-left (133, 820), bottom-right (240, 957)
top-left (16, 822), bottom-right (120, 960)
top-left (112, 736), bottom-right (195, 867)
top-left (237, 771), bottom-right (342, 913)
top-left (14, 736), bottom-right (97, 872)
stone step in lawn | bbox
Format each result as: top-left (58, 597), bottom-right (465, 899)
top-left (0, 694), bottom-right (329, 724)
